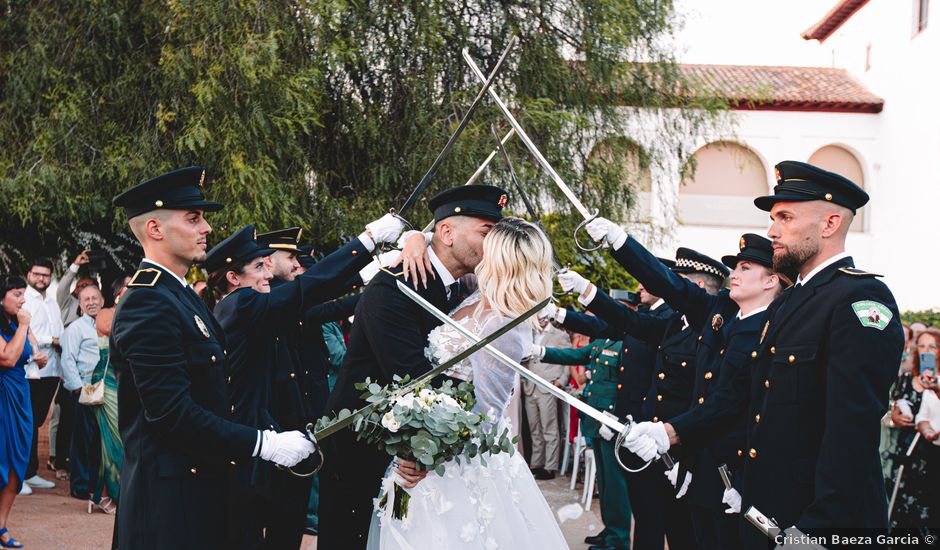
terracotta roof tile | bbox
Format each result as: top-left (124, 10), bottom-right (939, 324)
top-left (679, 64), bottom-right (883, 113)
top-left (801, 0), bottom-right (870, 42)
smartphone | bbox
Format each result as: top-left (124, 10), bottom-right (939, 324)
top-left (610, 289), bottom-right (641, 305)
top-left (921, 352), bottom-right (936, 379)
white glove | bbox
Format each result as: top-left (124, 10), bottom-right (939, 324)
top-left (366, 213), bottom-right (406, 245)
top-left (358, 259), bottom-right (382, 285)
top-left (598, 411), bottom-right (618, 441)
top-left (665, 463), bottom-right (692, 498)
top-left (539, 302), bottom-right (560, 322)
top-left (722, 487), bottom-right (742, 514)
top-left (557, 269), bottom-right (590, 295)
top-left (621, 421), bottom-right (670, 462)
top-left (257, 430), bottom-right (315, 468)
top-left (531, 345), bottom-right (546, 361)
top-left (585, 217), bottom-right (628, 249)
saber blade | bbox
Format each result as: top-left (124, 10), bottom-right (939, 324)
top-left (463, 50), bottom-right (593, 220)
top-left (397, 35), bottom-right (518, 217)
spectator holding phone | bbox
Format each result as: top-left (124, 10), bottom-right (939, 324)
top-left (915, 350), bottom-right (940, 530)
top-left (885, 327), bottom-right (940, 531)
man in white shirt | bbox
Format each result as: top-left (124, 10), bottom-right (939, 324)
top-left (21, 258), bottom-right (65, 491)
top-left (60, 285), bottom-right (105, 499)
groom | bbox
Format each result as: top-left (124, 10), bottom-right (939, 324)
top-left (318, 184), bottom-right (508, 549)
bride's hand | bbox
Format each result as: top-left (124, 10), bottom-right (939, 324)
top-left (394, 457), bottom-right (428, 488)
top-left (390, 231), bottom-right (434, 289)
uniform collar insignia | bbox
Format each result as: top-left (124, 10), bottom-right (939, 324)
top-left (759, 320), bottom-right (770, 344)
top-left (194, 314), bottom-right (210, 339)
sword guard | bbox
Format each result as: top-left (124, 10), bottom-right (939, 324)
top-left (379, 208), bottom-right (416, 253)
top-left (286, 423), bottom-right (324, 478)
top-left (574, 209), bottom-right (605, 252)
top-left (613, 417), bottom-right (655, 473)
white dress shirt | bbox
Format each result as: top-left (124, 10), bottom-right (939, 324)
top-left (23, 285), bottom-right (63, 378)
top-left (427, 246), bottom-right (457, 296)
top-left (795, 252), bottom-right (850, 286)
top-left (60, 315), bottom-right (101, 391)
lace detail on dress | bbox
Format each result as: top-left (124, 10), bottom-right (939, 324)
top-left (423, 292), bottom-right (483, 382)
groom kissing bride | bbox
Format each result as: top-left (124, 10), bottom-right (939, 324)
top-left (318, 184), bottom-right (568, 549)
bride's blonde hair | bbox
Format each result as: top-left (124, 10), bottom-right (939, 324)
top-left (474, 217), bottom-right (553, 325)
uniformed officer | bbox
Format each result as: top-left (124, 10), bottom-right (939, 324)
top-left (625, 161), bottom-right (904, 546)
top-left (558, 247), bottom-right (726, 550)
top-left (585, 216), bottom-right (788, 550)
top-left (206, 219), bottom-right (407, 548)
top-left (319, 184), bottom-right (508, 549)
top-left (542, 275), bottom-right (675, 550)
top-left (109, 167), bottom-right (316, 550)
top-left (535, 335), bottom-right (632, 550)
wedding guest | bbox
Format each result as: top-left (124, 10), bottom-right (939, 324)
top-left (886, 328), bottom-right (940, 531)
top-left (523, 321), bottom-right (570, 480)
top-left (0, 274), bottom-right (47, 548)
top-left (60, 285), bottom-right (105, 502)
top-left (21, 258), bottom-right (64, 493)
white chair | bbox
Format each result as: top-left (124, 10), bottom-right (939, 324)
top-left (580, 448), bottom-right (597, 510)
top-left (560, 405), bottom-right (572, 475)
top-left (569, 425), bottom-right (587, 491)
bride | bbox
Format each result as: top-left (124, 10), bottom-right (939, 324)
top-left (367, 216), bottom-right (568, 549)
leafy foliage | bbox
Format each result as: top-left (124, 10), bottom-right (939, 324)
top-left (902, 309), bottom-right (940, 328)
top-left (1, 0), bottom-right (723, 274)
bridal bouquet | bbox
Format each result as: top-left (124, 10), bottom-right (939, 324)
top-left (315, 376), bottom-right (516, 519)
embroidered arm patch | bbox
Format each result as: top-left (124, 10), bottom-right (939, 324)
top-left (852, 300), bottom-right (892, 330)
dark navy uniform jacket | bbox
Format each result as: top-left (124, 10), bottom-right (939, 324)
top-left (561, 303), bottom-right (673, 421)
top-left (296, 293), bottom-right (360, 421)
top-left (671, 257), bottom-right (903, 542)
top-left (608, 236), bottom-right (750, 509)
top-left (213, 238), bottom-right (371, 495)
top-left (586, 288), bottom-right (700, 425)
top-left (111, 261), bottom-right (259, 550)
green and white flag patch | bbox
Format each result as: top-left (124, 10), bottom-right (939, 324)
top-left (852, 300), bottom-right (892, 330)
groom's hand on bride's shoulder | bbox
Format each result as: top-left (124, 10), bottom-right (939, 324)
top-left (393, 457), bottom-right (429, 488)
top-left (390, 230), bottom-right (434, 289)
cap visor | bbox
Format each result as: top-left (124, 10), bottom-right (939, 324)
top-left (753, 193), bottom-right (814, 212)
top-left (184, 200), bottom-right (225, 213)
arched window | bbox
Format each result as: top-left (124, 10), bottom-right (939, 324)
top-left (679, 142), bottom-right (768, 227)
top-left (584, 137), bottom-right (652, 222)
top-left (807, 145), bottom-right (865, 232)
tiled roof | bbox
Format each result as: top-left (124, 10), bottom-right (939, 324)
top-left (801, 0), bottom-right (870, 42)
top-left (679, 64), bottom-right (883, 113)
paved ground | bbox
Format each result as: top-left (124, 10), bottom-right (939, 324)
top-left (12, 432), bottom-right (602, 549)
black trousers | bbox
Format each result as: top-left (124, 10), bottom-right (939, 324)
top-left (264, 468), bottom-right (313, 549)
top-left (690, 502), bottom-right (742, 550)
top-left (69, 393), bottom-right (100, 496)
top-left (53, 381), bottom-right (75, 471)
top-left (26, 377), bottom-right (59, 479)
top-left (623, 461), bottom-right (666, 550)
top-left (657, 468), bottom-right (695, 550)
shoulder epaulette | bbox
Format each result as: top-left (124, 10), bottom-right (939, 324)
top-left (128, 268), bottom-right (162, 287)
top-left (838, 267), bottom-right (882, 278)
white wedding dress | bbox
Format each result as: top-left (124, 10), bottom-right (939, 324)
top-left (366, 292), bottom-right (569, 550)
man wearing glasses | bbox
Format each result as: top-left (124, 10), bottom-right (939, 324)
top-left (20, 258), bottom-right (72, 494)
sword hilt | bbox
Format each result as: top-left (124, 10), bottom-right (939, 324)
top-left (613, 416), bottom-right (675, 473)
top-left (284, 423), bottom-right (324, 478)
top-left (574, 209), bottom-right (605, 252)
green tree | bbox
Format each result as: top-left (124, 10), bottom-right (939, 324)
top-left (1, 0), bottom-right (722, 275)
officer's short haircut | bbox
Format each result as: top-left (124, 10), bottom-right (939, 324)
top-left (128, 209), bottom-right (174, 242)
top-left (685, 272), bottom-right (723, 295)
top-left (29, 258), bottom-right (54, 273)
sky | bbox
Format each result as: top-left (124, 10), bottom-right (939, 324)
top-left (674, 0), bottom-right (838, 67)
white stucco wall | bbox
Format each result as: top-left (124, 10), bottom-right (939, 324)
top-left (596, 0), bottom-right (940, 311)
